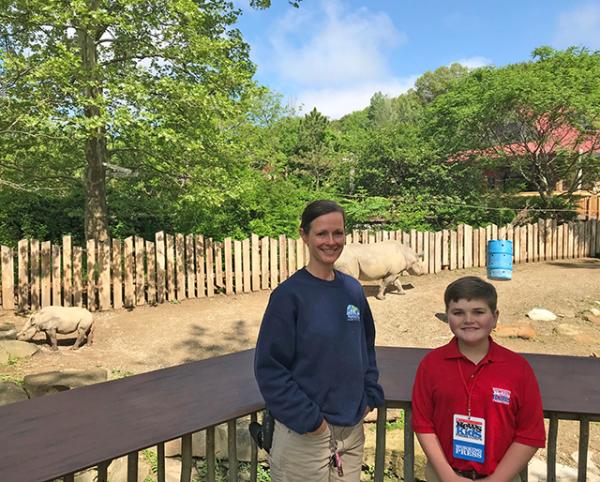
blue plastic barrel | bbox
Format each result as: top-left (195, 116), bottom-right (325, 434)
top-left (487, 240), bottom-right (513, 280)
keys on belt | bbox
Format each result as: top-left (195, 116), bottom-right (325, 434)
top-left (330, 452), bottom-right (344, 476)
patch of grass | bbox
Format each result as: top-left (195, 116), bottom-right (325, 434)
top-left (385, 411), bottom-right (405, 431)
top-left (7, 354), bottom-right (19, 366)
top-left (0, 374), bottom-right (25, 386)
top-left (142, 448), bottom-right (158, 474)
top-left (110, 368), bottom-right (135, 379)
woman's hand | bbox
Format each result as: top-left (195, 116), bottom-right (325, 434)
top-left (308, 419), bottom-right (328, 436)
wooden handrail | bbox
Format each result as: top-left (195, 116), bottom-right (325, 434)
top-left (0, 347), bottom-right (599, 482)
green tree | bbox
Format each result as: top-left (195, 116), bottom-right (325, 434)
top-left (428, 47), bottom-right (600, 211)
top-left (415, 63), bottom-right (470, 104)
top-left (0, 0), bottom-right (259, 242)
top-left (292, 108), bottom-right (337, 189)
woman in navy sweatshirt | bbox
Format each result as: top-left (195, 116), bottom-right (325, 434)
top-left (254, 200), bottom-right (384, 481)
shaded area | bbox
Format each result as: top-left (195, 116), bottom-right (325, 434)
top-left (548, 259), bottom-right (600, 269)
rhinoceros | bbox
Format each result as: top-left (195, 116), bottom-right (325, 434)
top-left (334, 241), bottom-right (425, 300)
top-left (17, 306), bottom-right (95, 350)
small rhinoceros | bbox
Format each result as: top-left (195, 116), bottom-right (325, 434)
top-left (16, 306), bottom-right (95, 351)
top-left (335, 241), bottom-right (425, 300)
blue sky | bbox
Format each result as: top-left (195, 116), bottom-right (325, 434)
top-left (233, 0), bottom-right (600, 119)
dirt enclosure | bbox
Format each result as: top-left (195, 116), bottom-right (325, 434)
top-left (2, 257), bottom-right (600, 475)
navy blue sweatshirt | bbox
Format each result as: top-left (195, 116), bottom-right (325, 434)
top-left (254, 268), bottom-right (384, 434)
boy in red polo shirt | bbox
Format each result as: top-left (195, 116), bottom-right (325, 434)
top-left (412, 276), bottom-right (545, 481)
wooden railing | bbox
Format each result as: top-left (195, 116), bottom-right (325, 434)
top-left (0, 348), bottom-right (598, 482)
top-left (1, 219), bottom-right (599, 313)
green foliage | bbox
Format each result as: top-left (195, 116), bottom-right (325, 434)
top-left (0, 374), bottom-right (25, 386)
top-left (426, 47), bottom-right (600, 207)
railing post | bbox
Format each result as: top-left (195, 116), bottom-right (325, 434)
top-left (97, 461), bottom-right (109, 482)
top-left (180, 433), bottom-right (193, 482)
top-left (157, 442), bottom-right (165, 482)
top-left (404, 406), bottom-right (415, 482)
top-left (250, 412), bottom-right (258, 482)
top-left (206, 426), bottom-right (216, 482)
top-left (127, 451), bottom-right (138, 482)
top-left (374, 404), bottom-right (387, 482)
top-left (547, 413), bottom-right (558, 482)
top-left (228, 419), bottom-right (238, 482)
top-left (578, 416), bottom-right (590, 482)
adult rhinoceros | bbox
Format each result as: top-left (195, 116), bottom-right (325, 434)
top-left (334, 241), bottom-right (425, 300)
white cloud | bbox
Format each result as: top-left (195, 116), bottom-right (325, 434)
top-left (555, 4), bottom-right (600, 49)
top-left (268, 0), bottom-right (406, 87)
top-left (291, 76), bottom-right (418, 120)
top-left (450, 56), bottom-right (493, 69)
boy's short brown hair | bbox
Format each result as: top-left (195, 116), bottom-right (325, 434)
top-left (444, 276), bottom-right (497, 312)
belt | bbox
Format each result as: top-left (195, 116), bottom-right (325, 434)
top-left (454, 468), bottom-right (486, 480)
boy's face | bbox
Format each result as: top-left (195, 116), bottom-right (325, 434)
top-left (447, 298), bottom-right (499, 348)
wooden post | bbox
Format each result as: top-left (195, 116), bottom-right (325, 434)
top-left (434, 231), bottom-right (442, 273)
top-left (296, 238), bottom-right (304, 269)
top-left (175, 233), bottom-right (185, 301)
top-left (513, 226), bottom-right (521, 264)
top-left (1, 246), bottom-right (14, 310)
top-left (224, 237), bottom-right (233, 295)
top-left (422, 231), bottom-right (430, 274)
top-left (86, 239), bottom-right (96, 311)
top-left (72, 246), bottom-right (83, 307)
top-left (287, 238), bottom-right (296, 279)
top-left (428, 232), bottom-right (435, 274)
top-left (234, 240), bottom-right (243, 295)
top-left (270, 238), bottom-right (278, 289)
top-left (479, 227), bottom-right (486, 267)
top-left (214, 241), bottom-right (223, 290)
top-left (473, 228), bottom-right (480, 268)
top-left (186, 234), bottom-right (196, 299)
top-left (98, 241), bottom-right (111, 311)
top-left (123, 237), bottom-right (135, 308)
top-left (112, 239), bottom-right (123, 309)
top-left (41, 241), bottom-right (51, 308)
top-left (50, 243), bottom-right (60, 307)
top-left (457, 225), bottom-right (464, 270)
top-left (464, 225), bottom-right (473, 269)
top-left (538, 219), bottom-right (546, 261)
top-left (532, 222), bottom-right (539, 262)
top-left (279, 234), bottom-right (287, 282)
top-left (242, 238), bottom-right (251, 293)
top-left (449, 230), bottom-right (457, 271)
top-left (30, 239), bottom-right (40, 311)
top-left (17, 239), bottom-right (29, 312)
top-left (205, 239), bottom-right (215, 297)
top-left (442, 230), bottom-right (449, 269)
top-left (251, 234), bottom-right (260, 292)
top-left (63, 235), bottom-right (73, 306)
top-left (545, 219), bottom-right (552, 260)
top-left (166, 234), bottom-right (176, 300)
top-left (135, 236), bottom-right (146, 306)
top-left (261, 238), bottom-right (269, 290)
top-left (146, 241), bottom-right (156, 305)
top-left (155, 232), bottom-right (166, 303)
top-left (195, 235), bottom-right (206, 298)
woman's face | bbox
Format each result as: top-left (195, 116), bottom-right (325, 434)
top-left (300, 211), bottom-right (346, 268)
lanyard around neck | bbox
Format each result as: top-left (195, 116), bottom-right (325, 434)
top-left (457, 359), bottom-right (486, 418)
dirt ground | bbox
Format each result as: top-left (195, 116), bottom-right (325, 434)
top-left (2, 257), bottom-right (600, 473)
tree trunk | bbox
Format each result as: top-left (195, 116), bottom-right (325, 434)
top-left (79, 7), bottom-right (109, 242)
top-left (84, 134), bottom-right (109, 242)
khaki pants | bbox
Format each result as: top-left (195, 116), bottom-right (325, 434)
top-left (425, 462), bottom-right (521, 482)
top-left (269, 420), bottom-right (365, 482)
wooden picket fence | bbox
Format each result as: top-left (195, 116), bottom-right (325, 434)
top-left (0, 219), bottom-right (599, 312)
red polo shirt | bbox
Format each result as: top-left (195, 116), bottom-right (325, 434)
top-left (412, 337), bottom-right (546, 475)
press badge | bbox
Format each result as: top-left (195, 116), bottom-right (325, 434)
top-left (453, 414), bottom-right (485, 463)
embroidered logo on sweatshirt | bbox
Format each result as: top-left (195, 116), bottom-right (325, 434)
top-left (492, 387), bottom-right (511, 405)
top-left (346, 304), bottom-right (360, 321)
